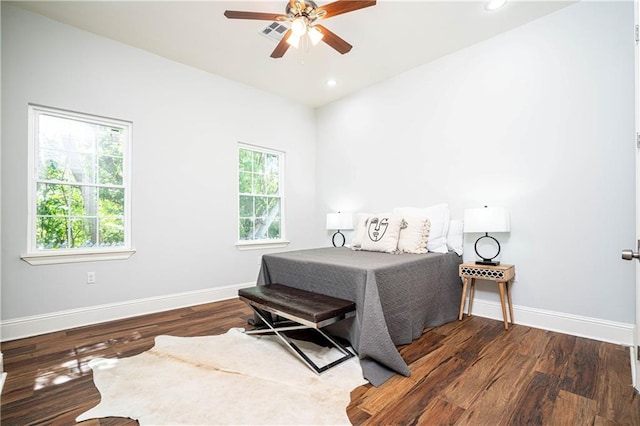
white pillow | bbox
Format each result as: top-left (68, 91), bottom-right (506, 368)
top-left (393, 204), bottom-right (450, 253)
top-left (349, 212), bottom-right (373, 248)
top-left (360, 214), bottom-right (403, 253)
top-left (398, 216), bottom-right (431, 254)
top-left (447, 219), bottom-right (464, 256)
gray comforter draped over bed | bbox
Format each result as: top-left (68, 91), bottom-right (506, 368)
top-left (256, 247), bottom-right (463, 386)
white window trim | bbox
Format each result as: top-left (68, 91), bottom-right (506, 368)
top-left (235, 240), bottom-right (290, 251)
top-left (23, 104), bottom-right (135, 265)
top-left (236, 142), bottom-right (288, 249)
top-left (21, 249), bottom-right (136, 266)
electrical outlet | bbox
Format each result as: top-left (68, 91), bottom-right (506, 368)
top-left (87, 272), bottom-right (96, 284)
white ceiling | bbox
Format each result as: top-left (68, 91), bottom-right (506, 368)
top-left (9, 0), bottom-right (575, 108)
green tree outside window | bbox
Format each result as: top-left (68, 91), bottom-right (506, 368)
top-left (32, 107), bottom-right (130, 251)
top-left (238, 146), bottom-right (283, 241)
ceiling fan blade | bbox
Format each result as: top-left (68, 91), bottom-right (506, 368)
top-left (317, 0), bottom-right (376, 19)
top-left (224, 10), bottom-right (287, 21)
top-left (315, 25), bottom-right (352, 54)
top-left (271, 29), bottom-right (293, 58)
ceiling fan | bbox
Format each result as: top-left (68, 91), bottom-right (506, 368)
top-left (224, 0), bottom-right (376, 58)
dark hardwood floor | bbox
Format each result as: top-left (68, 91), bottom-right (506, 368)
top-left (2, 298), bottom-right (639, 425)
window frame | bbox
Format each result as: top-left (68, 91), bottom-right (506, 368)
top-left (235, 143), bottom-right (289, 250)
top-left (21, 104), bottom-right (135, 265)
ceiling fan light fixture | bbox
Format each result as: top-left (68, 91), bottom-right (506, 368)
top-left (308, 26), bottom-right (324, 46)
top-left (286, 33), bottom-right (301, 48)
top-left (291, 17), bottom-right (308, 36)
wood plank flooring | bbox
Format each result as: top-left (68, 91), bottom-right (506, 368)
top-left (2, 298), bottom-right (639, 425)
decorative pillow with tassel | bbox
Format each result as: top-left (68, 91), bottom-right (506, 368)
top-left (393, 204), bottom-right (450, 253)
top-left (398, 216), bottom-right (431, 254)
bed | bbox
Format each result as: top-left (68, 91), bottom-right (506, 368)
top-left (256, 247), bottom-right (463, 386)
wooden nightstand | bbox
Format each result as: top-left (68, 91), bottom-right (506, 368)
top-left (458, 262), bottom-right (515, 330)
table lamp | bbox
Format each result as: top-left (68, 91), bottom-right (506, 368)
top-left (326, 212), bottom-right (354, 247)
top-left (463, 206), bottom-right (510, 266)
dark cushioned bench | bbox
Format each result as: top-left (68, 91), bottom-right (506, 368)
top-left (238, 284), bottom-right (356, 374)
top-left (239, 284), bottom-right (356, 328)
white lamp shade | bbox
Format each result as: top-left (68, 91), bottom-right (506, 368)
top-left (308, 26), bottom-right (324, 45)
top-left (291, 17), bottom-right (307, 36)
top-left (463, 207), bottom-right (510, 233)
top-left (286, 33), bottom-right (301, 48)
top-left (326, 212), bottom-right (354, 230)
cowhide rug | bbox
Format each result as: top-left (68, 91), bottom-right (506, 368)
top-left (76, 328), bottom-right (366, 425)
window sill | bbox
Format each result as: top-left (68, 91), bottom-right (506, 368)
top-left (235, 240), bottom-right (290, 251)
top-left (21, 248), bottom-right (136, 265)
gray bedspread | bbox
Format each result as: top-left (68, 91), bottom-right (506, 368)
top-left (256, 247), bottom-right (463, 386)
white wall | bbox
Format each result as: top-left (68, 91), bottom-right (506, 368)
top-left (1, 5), bottom-right (322, 322)
top-left (316, 2), bottom-right (636, 324)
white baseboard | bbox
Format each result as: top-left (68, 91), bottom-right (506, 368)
top-left (2, 287), bottom-right (635, 347)
top-left (468, 298), bottom-right (634, 346)
top-left (0, 282), bottom-right (253, 342)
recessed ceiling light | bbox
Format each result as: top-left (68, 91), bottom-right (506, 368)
top-left (326, 79), bottom-right (337, 87)
top-left (485, 0), bottom-right (508, 11)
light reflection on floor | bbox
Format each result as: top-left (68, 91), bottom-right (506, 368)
top-left (33, 331), bottom-right (143, 391)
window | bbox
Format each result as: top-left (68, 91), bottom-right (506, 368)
top-left (237, 144), bottom-right (287, 249)
top-left (22, 105), bottom-right (134, 265)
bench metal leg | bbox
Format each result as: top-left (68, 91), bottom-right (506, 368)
top-left (244, 305), bottom-right (355, 375)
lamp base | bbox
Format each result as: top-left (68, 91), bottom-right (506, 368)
top-left (475, 260), bottom-right (500, 266)
top-left (474, 234), bottom-right (502, 267)
top-left (332, 230), bottom-right (346, 247)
